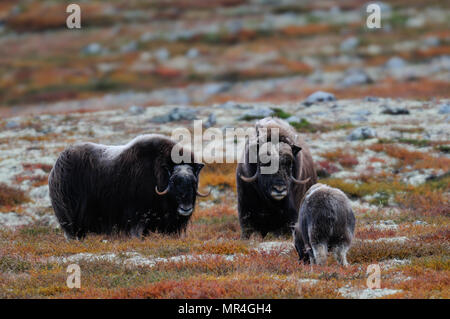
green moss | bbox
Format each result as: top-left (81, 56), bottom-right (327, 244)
top-left (436, 145), bottom-right (450, 153)
top-left (271, 108), bottom-right (291, 119)
top-left (290, 118), bottom-right (318, 133)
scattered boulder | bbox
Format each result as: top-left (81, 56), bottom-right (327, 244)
top-left (154, 48), bottom-right (170, 61)
top-left (150, 107), bottom-right (197, 123)
top-left (304, 91), bottom-right (336, 106)
top-left (347, 127), bottom-right (377, 141)
top-left (438, 103), bottom-right (450, 114)
top-left (364, 96), bottom-right (379, 102)
top-left (217, 101), bottom-right (251, 110)
top-left (340, 69), bottom-right (373, 87)
top-left (385, 57), bottom-right (406, 69)
top-left (120, 41), bottom-right (138, 53)
top-left (0, 212), bottom-right (33, 228)
top-left (340, 37), bottom-right (359, 52)
top-left (204, 113), bottom-right (217, 128)
top-left (82, 43), bottom-right (103, 55)
top-left (286, 115), bottom-right (301, 123)
top-left (5, 120), bottom-right (19, 129)
top-left (381, 105), bottom-right (410, 115)
top-left (186, 48), bottom-right (199, 59)
top-left (128, 105), bottom-right (145, 115)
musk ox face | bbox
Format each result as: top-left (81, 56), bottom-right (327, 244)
top-left (240, 141), bottom-right (307, 201)
top-left (155, 163), bottom-right (207, 216)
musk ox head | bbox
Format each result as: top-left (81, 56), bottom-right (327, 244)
top-left (240, 140), bottom-right (310, 201)
top-left (155, 163), bottom-right (208, 216)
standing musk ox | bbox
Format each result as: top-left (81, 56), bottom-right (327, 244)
top-left (293, 183), bottom-right (355, 267)
top-left (236, 117), bottom-right (317, 238)
top-left (48, 134), bottom-right (209, 239)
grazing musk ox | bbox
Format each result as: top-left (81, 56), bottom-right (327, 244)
top-left (236, 117), bottom-right (317, 238)
top-left (48, 134), bottom-right (209, 239)
top-left (293, 183), bottom-right (355, 266)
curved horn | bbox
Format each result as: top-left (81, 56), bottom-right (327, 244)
top-left (240, 169), bottom-right (258, 183)
top-left (291, 175), bottom-right (311, 184)
top-left (291, 151), bottom-right (310, 184)
top-left (196, 188), bottom-right (211, 197)
top-left (155, 185), bottom-right (169, 195)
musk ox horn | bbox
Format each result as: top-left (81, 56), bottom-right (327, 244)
top-left (291, 175), bottom-right (311, 184)
top-left (196, 188), bottom-right (211, 197)
top-left (240, 170), bottom-right (258, 183)
top-left (291, 151), bottom-right (310, 184)
top-left (155, 185), bottom-right (169, 195)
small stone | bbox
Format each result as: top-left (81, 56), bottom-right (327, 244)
top-left (128, 105), bottom-right (145, 115)
top-left (381, 105), bottom-right (410, 115)
top-left (151, 107), bottom-right (197, 123)
top-left (120, 41), bottom-right (138, 53)
top-left (286, 115), bottom-right (301, 123)
top-left (154, 48), bottom-right (170, 61)
top-left (82, 43), bottom-right (103, 55)
top-left (5, 121), bottom-right (19, 129)
top-left (385, 57), bottom-right (406, 69)
top-left (340, 69), bottom-right (373, 87)
top-left (438, 103), bottom-right (450, 114)
top-left (340, 37), bottom-right (359, 52)
top-left (347, 127), bottom-right (377, 141)
top-left (364, 96), bottom-right (379, 102)
top-left (186, 48), bottom-right (199, 59)
top-left (204, 113), bottom-right (217, 128)
top-left (304, 91), bottom-right (336, 106)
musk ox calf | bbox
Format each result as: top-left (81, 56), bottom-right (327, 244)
top-left (49, 134), bottom-right (208, 239)
top-left (293, 183), bottom-right (355, 266)
top-left (236, 117), bottom-right (317, 238)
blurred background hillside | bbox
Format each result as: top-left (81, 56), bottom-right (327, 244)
top-left (0, 0), bottom-right (449, 116)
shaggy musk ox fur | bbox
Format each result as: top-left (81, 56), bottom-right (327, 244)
top-left (236, 117), bottom-right (317, 238)
top-left (48, 134), bottom-right (208, 239)
top-left (293, 183), bottom-right (355, 266)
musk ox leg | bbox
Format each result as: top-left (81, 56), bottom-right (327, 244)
top-left (334, 245), bottom-right (350, 267)
top-left (311, 243), bottom-right (328, 266)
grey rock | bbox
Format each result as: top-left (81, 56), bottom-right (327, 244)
top-left (348, 127), bottom-right (377, 141)
top-left (413, 220), bottom-right (428, 226)
top-left (364, 96), bottom-right (379, 102)
top-left (438, 103), bottom-right (450, 114)
top-left (82, 43), bottom-right (103, 55)
top-left (286, 115), bottom-right (301, 123)
top-left (204, 113), bottom-right (217, 128)
top-left (120, 41), bottom-right (138, 53)
top-left (217, 101), bottom-right (251, 110)
top-left (128, 105), bottom-right (145, 115)
top-left (340, 69), bottom-right (373, 87)
top-left (353, 110), bottom-right (372, 117)
top-left (5, 121), bottom-right (19, 129)
top-left (340, 37), bottom-right (359, 52)
top-left (304, 91), bottom-right (336, 106)
top-left (154, 48), bottom-right (170, 61)
top-left (385, 57), bottom-right (406, 69)
top-left (186, 48), bottom-right (199, 59)
top-left (151, 107), bottom-right (197, 123)
top-left (381, 105), bottom-right (410, 115)
top-left (203, 83), bottom-right (232, 97)
top-left (423, 36), bottom-right (440, 47)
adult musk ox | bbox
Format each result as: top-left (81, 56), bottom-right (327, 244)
top-left (293, 183), bottom-right (355, 266)
top-left (236, 117), bottom-right (317, 238)
top-left (48, 134), bottom-right (209, 239)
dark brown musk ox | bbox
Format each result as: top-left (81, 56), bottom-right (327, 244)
top-left (48, 134), bottom-right (209, 240)
top-left (236, 117), bottom-right (317, 238)
top-left (293, 183), bottom-right (355, 267)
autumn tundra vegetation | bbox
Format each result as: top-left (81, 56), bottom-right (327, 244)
top-left (0, 0), bottom-right (449, 299)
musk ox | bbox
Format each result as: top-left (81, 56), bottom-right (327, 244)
top-left (293, 183), bottom-right (355, 266)
top-left (48, 134), bottom-right (209, 239)
top-left (236, 117), bottom-right (317, 238)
